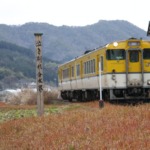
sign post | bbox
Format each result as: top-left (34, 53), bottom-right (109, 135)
top-left (34, 33), bottom-right (44, 116)
top-left (99, 61), bottom-right (104, 108)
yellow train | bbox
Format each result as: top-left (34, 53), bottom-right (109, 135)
top-left (58, 38), bottom-right (150, 101)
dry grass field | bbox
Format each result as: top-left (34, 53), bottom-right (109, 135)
top-left (0, 101), bottom-right (150, 150)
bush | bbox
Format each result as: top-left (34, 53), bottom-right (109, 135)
top-left (8, 88), bottom-right (59, 105)
top-left (43, 88), bottom-right (59, 104)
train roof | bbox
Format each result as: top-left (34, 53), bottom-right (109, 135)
top-left (58, 38), bottom-right (150, 68)
top-left (58, 44), bottom-right (106, 67)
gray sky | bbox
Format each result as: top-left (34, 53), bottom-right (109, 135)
top-left (0, 0), bottom-right (149, 31)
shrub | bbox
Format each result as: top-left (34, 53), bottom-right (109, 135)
top-left (43, 88), bottom-right (59, 104)
top-left (7, 88), bottom-right (60, 105)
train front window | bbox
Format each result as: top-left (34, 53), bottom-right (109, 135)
top-left (106, 49), bottom-right (125, 60)
top-left (129, 51), bottom-right (139, 62)
top-left (143, 49), bottom-right (150, 59)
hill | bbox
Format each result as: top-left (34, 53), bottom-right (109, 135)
top-left (0, 20), bottom-right (148, 61)
top-left (0, 41), bottom-right (58, 90)
top-left (0, 20), bottom-right (148, 88)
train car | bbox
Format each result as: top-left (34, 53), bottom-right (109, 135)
top-left (58, 38), bottom-right (150, 101)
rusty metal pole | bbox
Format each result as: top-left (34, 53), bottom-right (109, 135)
top-left (34, 33), bottom-right (44, 116)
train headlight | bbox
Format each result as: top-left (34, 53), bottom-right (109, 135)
top-left (113, 42), bottom-right (118, 47)
top-left (147, 80), bottom-right (150, 85)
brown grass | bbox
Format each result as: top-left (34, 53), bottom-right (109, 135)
top-left (0, 101), bottom-right (150, 150)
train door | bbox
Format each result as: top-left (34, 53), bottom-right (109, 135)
top-left (126, 49), bottom-right (144, 87)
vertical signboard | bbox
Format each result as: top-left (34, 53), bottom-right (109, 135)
top-left (34, 33), bottom-right (44, 116)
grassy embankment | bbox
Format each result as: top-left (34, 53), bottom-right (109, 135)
top-left (0, 100), bottom-right (150, 150)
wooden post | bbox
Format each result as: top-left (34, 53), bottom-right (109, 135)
top-left (34, 33), bottom-right (44, 116)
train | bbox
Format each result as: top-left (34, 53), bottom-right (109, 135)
top-left (58, 38), bottom-right (150, 102)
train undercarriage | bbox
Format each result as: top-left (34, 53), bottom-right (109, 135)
top-left (61, 87), bottom-right (150, 102)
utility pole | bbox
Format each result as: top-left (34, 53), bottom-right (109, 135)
top-left (34, 33), bottom-right (44, 116)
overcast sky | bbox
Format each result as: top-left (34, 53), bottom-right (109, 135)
top-left (0, 0), bottom-right (149, 31)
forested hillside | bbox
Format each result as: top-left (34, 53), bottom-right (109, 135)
top-left (0, 20), bottom-right (148, 62)
top-left (0, 41), bottom-right (58, 90)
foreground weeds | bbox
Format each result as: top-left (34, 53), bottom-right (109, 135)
top-left (0, 102), bottom-right (80, 123)
top-left (0, 102), bottom-right (150, 150)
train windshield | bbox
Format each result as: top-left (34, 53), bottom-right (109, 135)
top-left (143, 49), bottom-right (150, 59)
top-left (106, 49), bottom-right (125, 60)
top-left (129, 51), bottom-right (139, 62)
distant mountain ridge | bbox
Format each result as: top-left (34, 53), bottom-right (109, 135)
top-left (0, 20), bottom-right (148, 62)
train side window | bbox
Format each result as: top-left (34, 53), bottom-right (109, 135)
top-left (89, 61), bottom-right (91, 74)
top-left (84, 59), bottom-right (96, 74)
top-left (85, 62), bottom-right (87, 74)
top-left (71, 66), bottom-right (74, 77)
top-left (87, 61), bottom-right (89, 74)
top-left (92, 59), bottom-right (96, 73)
top-left (76, 64), bottom-right (80, 76)
top-left (94, 59), bottom-right (96, 72)
top-left (84, 62), bottom-right (85, 74)
top-left (84, 62), bottom-right (88, 74)
top-left (89, 60), bottom-right (92, 73)
top-left (143, 49), bottom-right (150, 59)
top-left (62, 68), bottom-right (69, 79)
top-left (91, 60), bottom-right (94, 73)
